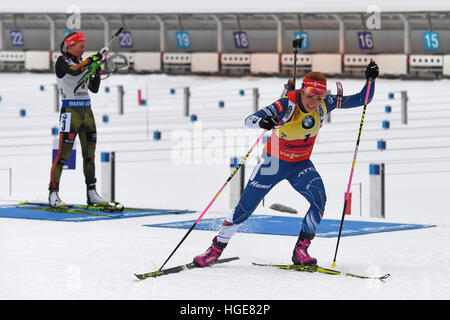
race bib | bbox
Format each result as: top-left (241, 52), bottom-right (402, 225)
top-left (59, 112), bottom-right (72, 133)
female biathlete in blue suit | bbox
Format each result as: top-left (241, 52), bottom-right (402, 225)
top-left (193, 61), bottom-right (379, 267)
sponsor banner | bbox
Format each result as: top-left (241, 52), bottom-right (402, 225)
top-left (61, 99), bottom-right (91, 108)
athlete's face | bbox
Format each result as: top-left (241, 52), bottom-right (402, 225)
top-left (68, 41), bottom-right (86, 59)
top-left (300, 92), bottom-right (323, 112)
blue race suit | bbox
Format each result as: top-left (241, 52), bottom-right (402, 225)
top-left (218, 80), bottom-right (375, 242)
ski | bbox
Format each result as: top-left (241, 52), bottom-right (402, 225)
top-left (18, 205), bottom-right (119, 217)
top-left (252, 262), bottom-right (390, 282)
top-left (17, 201), bottom-right (123, 217)
top-left (18, 201), bottom-right (124, 214)
top-left (135, 256), bottom-right (240, 280)
top-left (20, 206), bottom-right (121, 218)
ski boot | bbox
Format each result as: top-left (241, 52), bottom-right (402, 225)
top-left (48, 191), bottom-right (66, 208)
top-left (193, 236), bottom-right (227, 267)
top-left (86, 188), bottom-right (109, 206)
top-left (292, 231), bottom-right (317, 266)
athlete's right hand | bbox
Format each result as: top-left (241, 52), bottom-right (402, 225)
top-left (259, 116), bottom-right (278, 130)
top-left (365, 60), bottom-right (379, 80)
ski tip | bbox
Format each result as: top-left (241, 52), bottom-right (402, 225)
top-left (227, 256), bottom-right (240, 262)
top-left (379, 273), bottom-right (391, 282)
top-left (134, 269), bottom-right (164, 280)
top-left (134, 272), bottom-right (155, 280)
top-left (134, 273), bottom-right (145, 280)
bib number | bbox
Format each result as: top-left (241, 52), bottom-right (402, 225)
top-left (60, 112), bottom-right (72, 133)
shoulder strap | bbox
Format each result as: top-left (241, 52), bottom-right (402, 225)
top-left (317, 102), bottom-right (327, 124)
top-left (277, 91), bottom-right (298, 126)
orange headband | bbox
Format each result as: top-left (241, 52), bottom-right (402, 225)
top-left (64, 32), bottom-right (86, 47)
top-left (301, 78), bottom-right (327, 98)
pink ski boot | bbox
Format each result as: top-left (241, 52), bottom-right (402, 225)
top-left (193, 236), bottom-right (227, 267)
top-left (292, 232), bottom-right (317, 266)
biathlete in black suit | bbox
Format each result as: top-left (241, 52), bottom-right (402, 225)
top-left (48, 31), bottom-right (108, 208)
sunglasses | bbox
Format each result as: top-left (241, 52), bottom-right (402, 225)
top-left (301, 87), bottom-right (325, 101)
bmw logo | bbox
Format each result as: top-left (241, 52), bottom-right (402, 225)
top-left (302, 115), bottom-right (315, 129)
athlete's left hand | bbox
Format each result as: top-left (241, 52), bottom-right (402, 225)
top-left (98, 47), bottom-right (109, 61)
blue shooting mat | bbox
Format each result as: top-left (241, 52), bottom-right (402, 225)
top-left (0, 204), bottom-right (195, 222)
top-left (144, 214), bottom-right (436, 238)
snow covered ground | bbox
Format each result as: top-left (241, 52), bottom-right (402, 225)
top-left (0, 72), bottom-right (449, 300)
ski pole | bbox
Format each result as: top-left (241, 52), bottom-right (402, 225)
top-left (331, 78), bottom-right (373, 268)
top-left (158, 130), bottom-right (267, 270)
